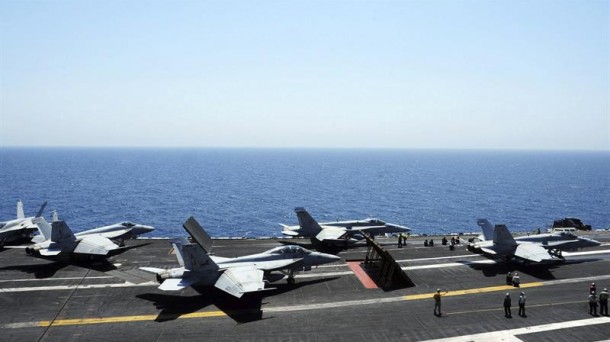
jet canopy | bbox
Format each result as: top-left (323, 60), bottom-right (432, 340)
top-left (558, 232), bottom-right (577, 239)
top-left (266, 245), bottom-right (312, 255)
top-left (363, 218), bottom-right (385, 225)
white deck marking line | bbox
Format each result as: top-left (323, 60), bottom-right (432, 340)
top-left (295, 271), bottom-right (353, 278)
top-left (403, 260), bottom-right (497, 270)
top-left (322, 248), bottom-right (610, 269)
top-left (563, 249), bottom-right (610, 256)
top-left (543, 274), bottom-right (610, 286)
top-left (0, 281), bottom-right (158, 293)
top-left (422, 317), bottom-right (610, 342)
top-left (396, 254), bottom-right (479, 263)
top-left (316, 254), bottom-right (482, 269)
top-left (0, 276), bottom-right (114, 283)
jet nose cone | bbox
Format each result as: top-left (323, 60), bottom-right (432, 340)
top-left (134, 224), bottom-right (156, 234)
top-left (587, 239), bottom-right (601, 247)
top-left (319, 253), bottom-right (341, 264)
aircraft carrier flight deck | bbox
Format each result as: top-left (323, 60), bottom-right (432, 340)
top-left (1, 233), bottom-right (610, 342)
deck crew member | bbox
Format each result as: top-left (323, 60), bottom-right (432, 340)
top-left (518, 292), bottom-right (526, 317)
top-left (512, 273), bottom-right (520, 287)
top-left (599, 288), bottom-right (609, 316)
top-left (433, 289), bottom-right (447, 316)
top-left (506, 272), bottom-right (513, 285)
top-left (589, 291), bottom-right (598, 315)
top-left (590, 282), bottom-right (597, 294)
top-left (504, 293), bottom-right (512, 318)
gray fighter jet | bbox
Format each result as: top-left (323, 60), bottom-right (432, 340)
top-left (31, 210), bottom-right (155, 246)
top-left (73, 221), bottom-right (155, 245)
top-left (141, 217), bottom-right (341, 298)
top-left (475, 219), bottom-right (601, 258)
top-left (25, 216), bottom-right (122, 258)
top-left (281, 207), bottom-right (410, 245)
top-left (0, 200), bottom-right (47, 248)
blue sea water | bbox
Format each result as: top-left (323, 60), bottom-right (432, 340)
top-left (0, 148), bottom-right (608, 238)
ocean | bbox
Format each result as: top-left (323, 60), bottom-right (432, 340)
top-left (0, 148), bottom-right (608, 238)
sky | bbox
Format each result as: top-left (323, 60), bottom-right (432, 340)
top-left (1, 0), bottom-right (608, 150)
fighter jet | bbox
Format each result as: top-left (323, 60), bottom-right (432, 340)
top-left (33, 210), bottom-right (155, 246)
top-left (73, 221), bottom-right (155, 245)
top-left (475, 219), bottom-right (601, 259)
top-left (467, 222), bottom-right (558, 264)
top-left (25, 216), bottom-right (122, 259)
top-left (281, 207), bottom-right (411, 246)
top-left (141, 217), bottom-right (341, 298)
top-left (0, 200), bottom-right (47, 248)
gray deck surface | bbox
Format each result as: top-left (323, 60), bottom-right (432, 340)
top-left (1, 232), bottom-right (609, 342)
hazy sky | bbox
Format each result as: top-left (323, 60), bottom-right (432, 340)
top-left (1, 1), bottom-right (608, 150)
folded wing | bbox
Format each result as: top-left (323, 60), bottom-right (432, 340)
top-left (215, 266), bottom-right (265, 298)
top-left (316, 226), bottom-right (347, 242)
top-left (74, 235), bottom-right (120, 255)
top-left (514, 243), bottom-right (554, 263)
top-left (159, 277), bottom-right (197, 291)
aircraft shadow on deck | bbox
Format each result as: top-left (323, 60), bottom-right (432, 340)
top-left (265, 276), bottom-right (341, 295)
top-left (109, 242), bottom-right (153, 255)
top-left (460, 258), bottom-right (602, 280)
top-left (0, 259), bottom-right (118, 278)
top-left (137, 289), bottom-right (264, 324)
top-left (136, 277), bottom-right (340, 323)
top-left (0, 243), bottom-right (153, 279)
top-left (0, 241), bottom-right (152, 278)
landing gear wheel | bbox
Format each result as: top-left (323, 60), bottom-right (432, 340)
top-left (287, 277), bottom-right (295, 285)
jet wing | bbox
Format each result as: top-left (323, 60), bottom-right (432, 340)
top-left (0, 218), bottom-right (37, 233)
top-left (73, 235), bottom-right (120, 255)
top-left (514, 243), bottom-right (555, 263)
top-left (92, 230), bottom-right (128, 240)
top-left (315, 227), bottom-right (348, 241)
top-left (215, 266), bottom-right (265, 298)
top-left (480, 247), bottom-right (497, 255)
top-left (159, 277), bottom-right (197, 291)
top-left (39, 248), bottom-right (63, 256)
top-left (355, 225), bottom-right (398, 235)
top-left (254, 258), bottom-right (303, 272)
top-left (281, 230), bottom-right (300, 236)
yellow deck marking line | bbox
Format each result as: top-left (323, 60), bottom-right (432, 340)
top-left (18, 282), bottom-right (545, 328)
top-left (37, 311), bottom-right (227, 327)
top-left (403, 282), bottom-right (544, 301)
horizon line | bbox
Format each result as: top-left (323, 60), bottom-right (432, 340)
top-left (1, 145), bottom-right (609, 153)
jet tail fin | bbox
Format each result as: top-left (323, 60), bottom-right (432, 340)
top-left (477, 219), bottom-right (495, 241)
top-left (183, 217), bottom-right (213, 253)
top-left (176, 243), bottom-right (219, 272)
top-left (35, 201), bottom-right (47, 218)
top-left (33, 216), bottom-right (53, 241)
top-left (170, 237), bottom-right (190, 267)
top-left (51, 210), bottom-right (59, 222)
top-left (493, 224), bottom-right (516, 246)
top-left (17, 200), bottom-right (25, 219)
top-left (50, 221), bottom-right (77, 243)
top-left (294, 207), bottom-right (323, 234)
